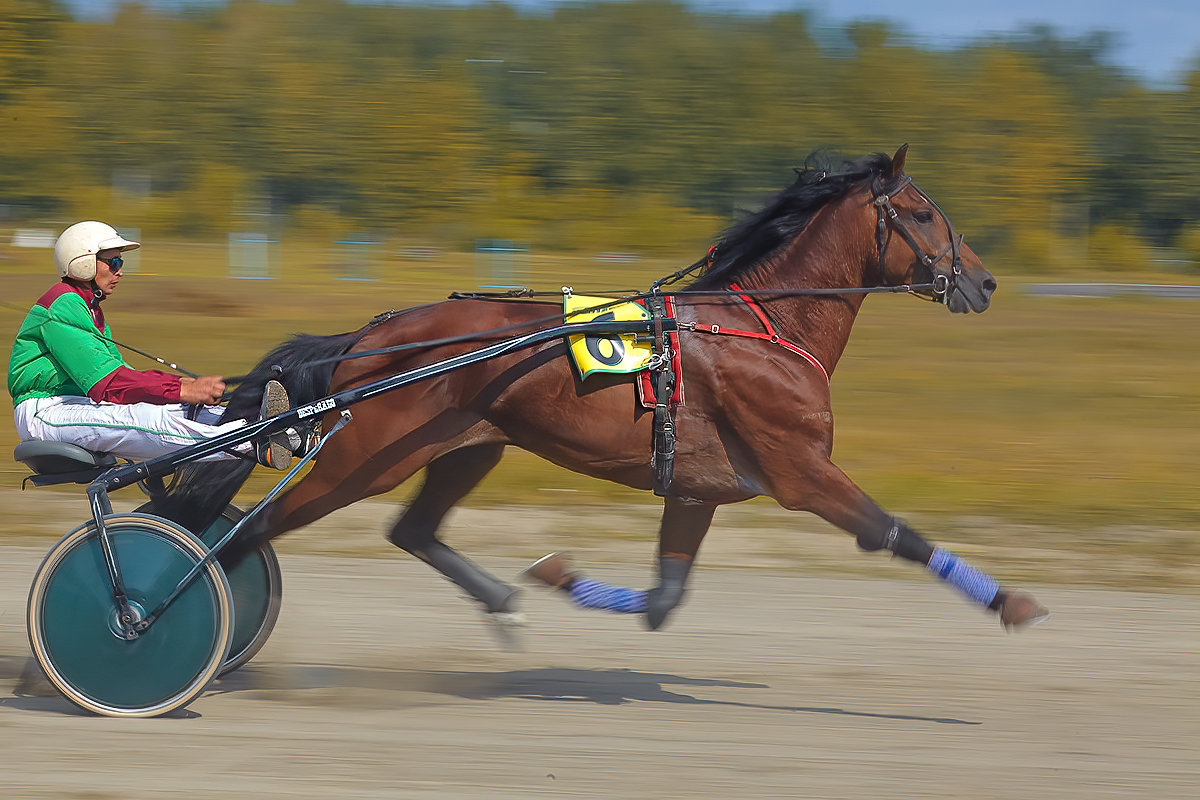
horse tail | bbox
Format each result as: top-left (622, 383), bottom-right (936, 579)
top-left (145, 330), bottom-right (364, 535)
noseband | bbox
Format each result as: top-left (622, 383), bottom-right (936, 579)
top-left (871, 175), bottom-right (964, 304)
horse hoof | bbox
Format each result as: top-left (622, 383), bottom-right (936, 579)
top-left (644, 607), bottom-right (671, 631)
top-left (520, 553), bottom-right (576, 589)
top-left (999, 592), bottom-right (1050, 632)
top-left (483, 610), bottom-right (527, 653)
top-left (485, 585), bottom-right (522, 615)
top-left (488, 611), bottom-right (527, 626)
top-left (644, 587), bottom-right (685, 631)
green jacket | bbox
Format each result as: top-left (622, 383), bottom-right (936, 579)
top-left (8, 282), bottom-right (125, 405)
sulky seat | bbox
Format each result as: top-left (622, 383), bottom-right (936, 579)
top-left (15, 440), bottom-right (118, 485)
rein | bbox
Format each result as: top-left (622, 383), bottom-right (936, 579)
top-left (272, 281), bottom-right (938, 375)
top-left (7, 167), bottom-right (956, 386)
top-left (6, 282), bottom-right (930, 386)
top-left (242, 166), bottom-right (962, 378)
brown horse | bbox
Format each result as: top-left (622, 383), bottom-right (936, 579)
top-left (156, 145), bottom-right (1046, 634)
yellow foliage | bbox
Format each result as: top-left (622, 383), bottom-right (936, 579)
top-left (288, 205), bottom-right (351, 242)
top-left (1174, 224), bottom-right (1200, 268)
top-left (1086, 224), bottom-right (1154, 272)
top-left (0, 0), bottom-right (1195, 270)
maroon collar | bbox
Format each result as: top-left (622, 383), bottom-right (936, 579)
top-left (65, 278), bottom-right (105, 303)
top-left (37, 280), bottom-right (107, 332)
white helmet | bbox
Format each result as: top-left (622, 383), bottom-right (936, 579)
top-left (54, 221), bottom-right (141, 281)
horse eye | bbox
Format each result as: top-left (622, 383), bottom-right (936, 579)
top-left (914, 210), bottom-right (935, 224)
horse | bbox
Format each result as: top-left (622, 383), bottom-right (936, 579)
top-left (150, 145), bottom-right (1047, 635)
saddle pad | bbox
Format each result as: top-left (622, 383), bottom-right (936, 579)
top-left (564, 294), bottom-right (655, 379)
top-left (561, 293), bottom-right (684, 408)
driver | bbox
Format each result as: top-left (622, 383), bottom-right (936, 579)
top-left (7, 220), bottom-right (295, 469)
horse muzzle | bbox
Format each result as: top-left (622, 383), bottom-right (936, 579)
top-left (941, 270), bottom-right (996, 314)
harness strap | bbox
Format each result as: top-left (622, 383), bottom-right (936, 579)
top-left (646, 292), bottom-right (677, 497)
top-left (693, 283), bottom-right (829, 383)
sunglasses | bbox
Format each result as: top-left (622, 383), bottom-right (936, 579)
top-left (97, 255), bottom-right (124, 272)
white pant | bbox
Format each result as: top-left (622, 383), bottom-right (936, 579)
top-left (14, 396), bottom-right (250, 462)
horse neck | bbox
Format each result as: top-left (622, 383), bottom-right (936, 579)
top-left (730, 196), bottom-right (876, 376)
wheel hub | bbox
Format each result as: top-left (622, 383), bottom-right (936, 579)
top-left (108, 600), bottom-right (146, 640)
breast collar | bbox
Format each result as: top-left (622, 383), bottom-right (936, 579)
top-left (686, 282), bottom-right (829, 383)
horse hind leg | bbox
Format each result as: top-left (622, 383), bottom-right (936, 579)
top-left (387, 443), bottom-right (520, 614)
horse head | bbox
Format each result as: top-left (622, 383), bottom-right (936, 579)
top-left (872, 144), bottom-right (995, 313)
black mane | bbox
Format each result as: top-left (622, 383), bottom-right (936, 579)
top-left (687, 151), bottom-right (897, 289)
top-left (144, 330), bottom-right (362, 537)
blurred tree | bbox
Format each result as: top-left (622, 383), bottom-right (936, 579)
top-left (0, 0), bottom-right (72, 212)
top-left (1177, 222), bottom-right (1200, 270)
top-left (933, 47), bottom-right (1088, 266)
top-left (0, 0), bottom-right (66, 99)
top-left (1087, 223), bottom-right (1155, 271)
top-left (0, 0), bottom-right (1198, 267)
top-left (1150, 67), bottom-right (1200, 244)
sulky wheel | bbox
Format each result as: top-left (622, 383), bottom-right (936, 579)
top-left (199, 506), bottom-right (283, 675)
top-left (27, 513), bottom-right (233, 718)
top-left (132, 502), bottom-right (284, 676)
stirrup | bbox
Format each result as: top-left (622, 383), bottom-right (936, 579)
top-left (291, 424), bottom-right (320, 458)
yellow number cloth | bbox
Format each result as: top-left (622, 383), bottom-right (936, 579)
top-left (564, 295), bottom-right (654, 379)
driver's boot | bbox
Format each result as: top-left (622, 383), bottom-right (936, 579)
top-left (254, 379), bottom-right (300, 470)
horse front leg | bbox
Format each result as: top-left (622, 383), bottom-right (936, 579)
top-left (521, 496), bottom-right (716, 630)
top-left (785, 460), bottom-right (1048, 630)
top-left (647, 498), bottom-right (717, 629)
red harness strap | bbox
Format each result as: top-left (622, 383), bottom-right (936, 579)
top-left (695, 282), bottom-right (830, 383)
top-left (637, 294), bottom-right (684, 409)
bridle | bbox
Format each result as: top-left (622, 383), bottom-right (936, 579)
top-left (871, 174), bottom-right (964, 305)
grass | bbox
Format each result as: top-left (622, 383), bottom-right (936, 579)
top-left (1, 239), bottom-right (1198, 584)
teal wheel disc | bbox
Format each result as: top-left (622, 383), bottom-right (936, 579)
top-left (199, 506), bottom-right (283, 675)
top-left (27, 514), bottom-right (233, 717)
top-left (133, 502), bottom-right (284, 675)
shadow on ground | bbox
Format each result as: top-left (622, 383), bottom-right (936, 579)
top-left (213, 662), bottom-right (979, 725)
top-left (2, 650), bottom-right (978, 725)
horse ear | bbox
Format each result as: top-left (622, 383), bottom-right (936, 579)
top-left (890, 144), bottom-right (909, 177)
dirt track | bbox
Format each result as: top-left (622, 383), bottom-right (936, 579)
top-left (1, 538), bottom-right (1198, 800)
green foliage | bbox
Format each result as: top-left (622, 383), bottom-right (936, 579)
top-left (0, 0), bottom-right (1197, 267)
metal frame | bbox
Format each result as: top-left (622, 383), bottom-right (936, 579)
top-left (77, 317), bottom-right (676, 636)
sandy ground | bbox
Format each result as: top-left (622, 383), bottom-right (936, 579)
top-left (1, 522), bottom-right (1198, 799)
top-left (4, 486), bottom-right (1199, 589)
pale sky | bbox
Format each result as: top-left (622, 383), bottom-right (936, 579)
top-left (63, 0), bottom-right (1200, 85)
top-left (782, 0), bottom-right (1199, 85)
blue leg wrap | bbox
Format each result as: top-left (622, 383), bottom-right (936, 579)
top-left (927, 548), bottom-right (1000, 608)
top-left (568, 578), bottom-right (648, 614)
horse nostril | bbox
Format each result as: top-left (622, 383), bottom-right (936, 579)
top-left (982, 277), bottom-right (997, 296)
